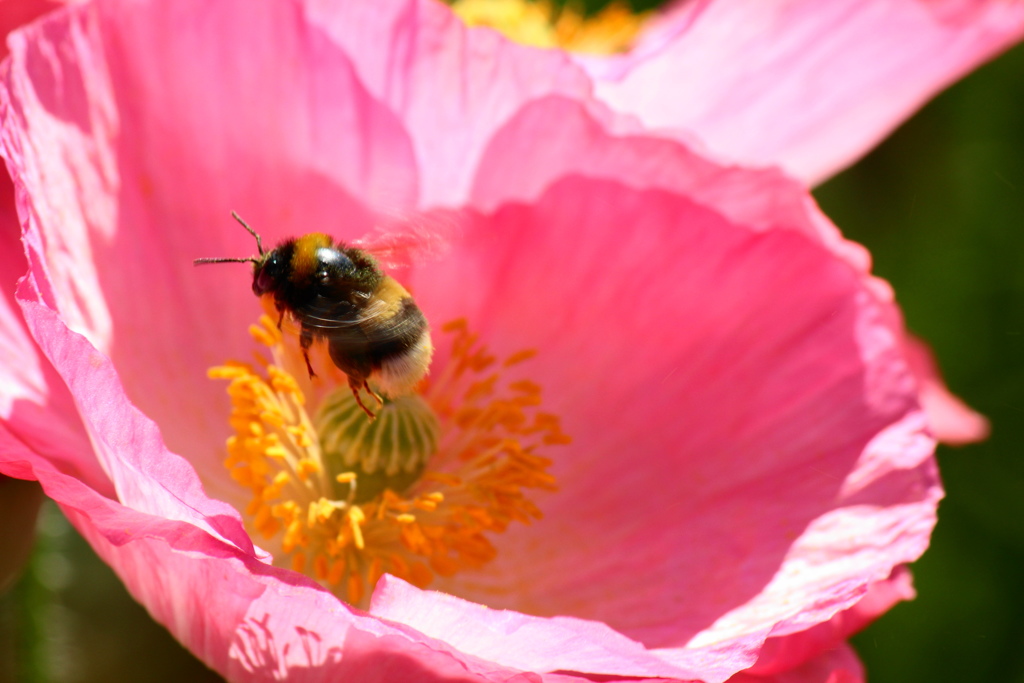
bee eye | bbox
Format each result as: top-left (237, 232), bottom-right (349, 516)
top-left (253, 263), bottom-right (276, 295)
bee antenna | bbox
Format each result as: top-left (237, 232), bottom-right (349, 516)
top-left (231, 210), bottom-right (265, 256)
top-left (193, 256), bottom-right (259, 266)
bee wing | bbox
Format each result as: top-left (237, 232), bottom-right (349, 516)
top-left (350, 232), bottom-right (429, 270)
top-left (288, 296), bottom-right (365, 334)
top-left (291, 294), bottom-right (415, 345)
top-left (352, 209), bottom-right (464, 270)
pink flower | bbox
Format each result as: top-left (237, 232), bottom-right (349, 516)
top-left (1, 0), bottom-right (941, 681)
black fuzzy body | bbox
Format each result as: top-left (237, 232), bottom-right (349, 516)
top-left (252, 235), bottom-right (428, 390)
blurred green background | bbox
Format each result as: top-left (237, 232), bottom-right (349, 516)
top-left (820, 39), bottom-right (1024, 683)
top-left (1, 3), bottom-right (1023, 682)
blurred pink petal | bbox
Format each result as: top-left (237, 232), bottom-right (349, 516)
top-left (0, 0), bottom-right (944, 680)
top-left (730, 642), bottom-right (864, 683)
top-left (904, 335), bottom-right (989, 445)
top-left (585, 0), bottom-right (1024, 184)
top-left (0, 0), bottom-right (70, 62)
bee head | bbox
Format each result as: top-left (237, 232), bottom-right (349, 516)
top-left (252, 249), bottom-right (288, 296)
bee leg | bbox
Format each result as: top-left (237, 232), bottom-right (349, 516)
top-left (363, 380), bottom-right (384, 409)
top-left (300, 328), bottom-right (317, 379)
top-left (302, 351), bottom-right (317, 380)
top-left (348, 377), bottom-right (377, 421)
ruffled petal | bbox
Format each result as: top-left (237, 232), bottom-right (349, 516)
top-left (371, 575), bottom-right (702, 679)
top-left (588, 0), bottom-right (1024, 184)
top-left (0, 1), bottom-right (101, 593)
top-left (744, 568), bottom-right (913, 676)
top-left (1, 170), bottom-right (108, 494)
top-left (16, 275), bottom-right (256, 555)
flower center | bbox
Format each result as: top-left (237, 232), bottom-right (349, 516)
top-left (210, 316), bottom-right (569, 607)
top-left (449, 0), bottom-right (648, 54)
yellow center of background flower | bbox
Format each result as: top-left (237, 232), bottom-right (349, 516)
top-left (450, 0), bottom-right (648, 54)
top-left (210, 316), bottom-right (569, 607)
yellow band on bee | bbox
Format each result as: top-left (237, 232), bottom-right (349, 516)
top-left (290, 233), bottom-right (333, 281)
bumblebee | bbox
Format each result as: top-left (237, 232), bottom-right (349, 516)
top-left (195, 212), bottom-right (433, 419)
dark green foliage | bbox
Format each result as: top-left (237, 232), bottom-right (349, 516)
top-left (816, 41), bottom-right (1024, 683)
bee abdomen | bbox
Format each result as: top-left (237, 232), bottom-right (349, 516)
top-left (371, 298), bottom-right (432, 396)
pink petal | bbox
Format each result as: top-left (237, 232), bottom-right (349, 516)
top-left (469, 95), bottom-right (871, 271)
top-left (1, 170), bottom-right (109, 494)
top-left (729, 643), bottom-right (864, 683)
top-left (589, 0), bottom-right (1024, 184)
top-left (371, 575), bottom-right (703, 679)
top-left (744, 568), bottom-right (914, 676)
top-left (0, 0), bottom-right (68, 62)
top-left (303, 0), bottom-right (594, 207)
top-left (16, 276), bottom-right (256, 555)
top-left (394, 176), bottom-right (939, 680)
top-left (904, 335), bottom-right (989, 445)
top-left (0, 2), bottom-right (102, 588)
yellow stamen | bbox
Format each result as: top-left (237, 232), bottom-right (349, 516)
top-left (211, 316), bottom-right (569, 608)
top-left (450, 0), bottom-right (648, 54)
top-left (348, 506), bottom-right (366, 550)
